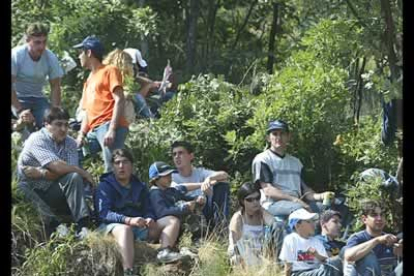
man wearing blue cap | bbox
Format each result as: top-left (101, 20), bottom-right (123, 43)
top-left (74, 36), bottom-right (129, 173)
top-left (252, 119), bottom-right (334, 217)
top-left (279, 208), bottom-right (342, 276)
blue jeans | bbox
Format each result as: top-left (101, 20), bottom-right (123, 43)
top-left (293, 257), bottom-right (343, 276)
top-left (84, 121), bottom-right (128, 173)
top-left (202, 182), bottom-right (230, 226)
top-left (344, 252), bottom-right (381, 276)
top-left (18, 96), bottom-right (50, 128)
top-left (266, 200), bottom-right (323, 217)
top-left (133, 93), bottom-right (154, 118)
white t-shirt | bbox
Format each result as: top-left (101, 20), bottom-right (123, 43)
top-left (172, 167), bottom-right (215, 197)
top-left (279, 232), bottom-right (328, 272)
top-left (123, 48), bottom-right (147, 67)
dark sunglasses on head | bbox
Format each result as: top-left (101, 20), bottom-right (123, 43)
top-left (245, 196), bottom-right (260, 202)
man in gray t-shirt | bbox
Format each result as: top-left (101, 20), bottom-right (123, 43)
top-left (12, 22), bottom-right (64, 129)
top-left (252, 120), bottom-right (334, 217)
top-left (171, 141), bottom-right (230, 227)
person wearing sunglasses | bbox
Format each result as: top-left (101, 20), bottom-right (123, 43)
top-left (228, 182), bottom-right (283, 267)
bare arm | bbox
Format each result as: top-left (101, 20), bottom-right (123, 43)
top-left (284, 262), bottom-right (293, 276)
top-left (261, 182), bottom-right (299, 201)
top-left (49, 77), bottom-right (62, 106)
top-left (46, 160), bottom-right (95, 186)
top-left (344, 234), bottom-right (398, 263)
top-left (208, 171), bottom-right (229, 182)
top-left (11, 75), bottom-right (23, 111)
top-left (104, 86), bottom-right (125, 147)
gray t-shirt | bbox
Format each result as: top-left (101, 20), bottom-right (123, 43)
top-left (252, 149), bottom-right (303, 208)
top-left (172, 167), bottom-right (215, 197)
top-left (12, 44), bottom-right (64, 98)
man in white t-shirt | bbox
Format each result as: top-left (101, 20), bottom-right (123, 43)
top-left (12, 22), bottom-right (64, 129)
top-left (171, 141), bottom-right (230, 227)
top-left (252, 120), bottom-right (334, 217)
top-left (279, 208), bottom-right (342, 276)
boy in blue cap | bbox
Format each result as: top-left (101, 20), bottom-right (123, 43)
top-left (252, 119), bottom-right (335, 217)
top-left (148, 161), bottom-right (205, 263)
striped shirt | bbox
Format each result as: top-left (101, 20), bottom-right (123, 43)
top-left (252, 149), bottom-right (303, 208)
top-left (17, 128), bottom-right (79, 191)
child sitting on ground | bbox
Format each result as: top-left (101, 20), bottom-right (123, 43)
top-left (148, 161), bottom-right (206, 263)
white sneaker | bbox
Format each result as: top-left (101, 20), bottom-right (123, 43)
top-left (179, 247), bottom-right (198, 259)
top-left (157, 248), bottom-right (183, 263)
top-left (55, 224), bottom-right (70, 238)
top-left (75, 227), bottom-right (89, 240)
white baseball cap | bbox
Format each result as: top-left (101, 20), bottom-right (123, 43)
top-left (288, 208), bottom-right (319, 230)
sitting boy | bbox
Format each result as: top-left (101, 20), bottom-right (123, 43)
top-left (148, 161), bottom-right (205, 263)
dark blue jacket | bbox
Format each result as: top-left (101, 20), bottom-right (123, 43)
top-left (95, 172), bottom-right (155, 224)
top-left (149, 185), bottom-right (194, 219)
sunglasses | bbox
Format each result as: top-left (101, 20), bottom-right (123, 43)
top-left (245, 196), bottom-right (260, 203)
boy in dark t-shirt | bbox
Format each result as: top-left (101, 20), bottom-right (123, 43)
top-left (315, 210), bottom-right (346, 257)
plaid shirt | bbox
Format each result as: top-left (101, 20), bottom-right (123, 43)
top-left (17, 128), bottom-right (79, 191)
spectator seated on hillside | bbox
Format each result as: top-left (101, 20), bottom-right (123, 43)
top-left (343, 200), bottom-right (402, 276)
top-left (228, 182), bottom-right (284, 267)
top-left (251, 120), bottom-right (336, 223)
top-left (171, 141), bottom-right (230, 230)
top-left (279, 208), bottom-right (343, 276)
top-left (17, 107), bottom-right (95, 238)
top-left (148, 161), bottom-right (206, 263)
top-left (94, 149), bottom-right (158, 276)
top-left (123, 48), bottom-right (149, 78)
top-left (132, 75), bottom-right (160, 119)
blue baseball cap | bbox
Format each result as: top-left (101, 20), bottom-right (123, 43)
top-left (73, 36), bottom-right (105, 56)
top-left (266, 119), bottom-right (289, 134)
top-left (149, 161), bottom-right (177, 181)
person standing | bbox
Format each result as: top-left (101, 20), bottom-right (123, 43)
top-left (12, 22), bottom-right (64, 129)
top-left (74, 36), bottom-right (129, 172)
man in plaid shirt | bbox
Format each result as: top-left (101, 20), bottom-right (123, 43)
top-left (17, 107), bottom-right (95, 236)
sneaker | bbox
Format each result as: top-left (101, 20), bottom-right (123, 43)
top-left (157, 248), bottom-right (183, 264)
top-left (124, 268), bottom-right (137, 276)
top-left (179, 247), bottom-right (198, 259)
top-left (75, 227), bottom-right (89, 240)
top-left (55, 224), bottom-right (70, 238)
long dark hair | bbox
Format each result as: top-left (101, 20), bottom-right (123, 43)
top-left (237, 182), bottom-right (261, 213)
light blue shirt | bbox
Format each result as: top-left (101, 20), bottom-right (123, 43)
top-left (12, 44), bottom-right (64, 98)
top-left (172, 167), bottom-right (215, 198)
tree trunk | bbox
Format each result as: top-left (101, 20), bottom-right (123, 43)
top-left (231, 0), bottom-right (258, 51)
top-left (380, 0), bottom-right (398, 80)
top-left (137, 0), bottom-right (149, 57)
top-left (205, 0), bottom-right (221, 71)
top-left (186, 0), bottom-right (201, 75)
top-left (266, 2), bottom-right (279, 74)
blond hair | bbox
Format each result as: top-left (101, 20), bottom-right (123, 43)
top-left (103, 49), bottom-right (134, 80)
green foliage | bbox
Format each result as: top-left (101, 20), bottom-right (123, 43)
top-left (346, 174), bottom-right (402, 233)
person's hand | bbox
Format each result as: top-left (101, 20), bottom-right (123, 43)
top-left (295, 198), bottom-right (311, 211)
top-left (201, 178), bottom-right (216, 196)
top-left (377, 234), bottom-right (398, 246)
top-left (103, 128), bottom-right (116, 147)
top-left (81, 170), bottom-right (96, 187)
top-left (321, 191), bottom-right (335, 203)
top-left (22, 166), bottom-right (42, 179)
top-left (306, 247), bottom-right (319, 256)
top-left (76, 132), bottom-right (85, 148)
top-left (393, 239), bottom-right (403, 257)
top-left (19, 109), bottom-right (35, 124)
top-left (145, 218), bottom-right (156, 228)
top-left (196, 195), bottom-right (206, 206)
top-left (185, 201), bottom-right (196, 212)
top-left (129, 217), bottom-right (147, 228)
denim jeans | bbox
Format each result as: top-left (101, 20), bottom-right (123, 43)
top-left (344, 252), bottom-right (381, 276)
top-left (17, 96), bottom-right (50, 128)
top-left (292, 257), bottom-right (343, 276)
top-left (85, 121), bottom-right (128, 173)
top-left (266, 200), bottom-right (323, 217)
top-left (202, 182), bottom-right (230, 226)
top-left (133, 93), bottom-right (154, 118)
